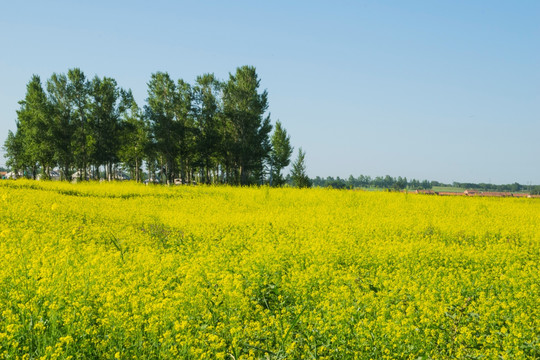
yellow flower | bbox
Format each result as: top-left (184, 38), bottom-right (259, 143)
top-left (0, 180), bottom-right (538, 359)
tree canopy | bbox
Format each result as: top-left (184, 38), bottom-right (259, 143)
top-left (4, 66), bottom-right (296, 186)
top-left (291, 148), bottom-right (311, 188)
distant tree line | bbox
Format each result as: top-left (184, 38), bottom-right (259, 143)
top-left (3, 66), bottom-right (299, 186)
top-left (312, 175), bottom-right (433, 190)
top-left (450, 182), bottom-right (531, 193)
top-left (311, 174), bottom-right (540, 193)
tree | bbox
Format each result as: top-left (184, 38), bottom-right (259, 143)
top-left (393, 176), bottom-right (407, 190)
top-left (67, 68), bottom-right (91, 180)
top-left (347, 175), bottom-right (356, 188)
top-left (146, 72), bottom-right (179, 184)
top-left (383, 175), bottom-right (394, 188)
top-left (373, 176), bottom-right (384, 188)
top-left (175, 79), bottom-right (194, 183)
top-left (5, 65), bottom-right (294, 185)
top-left (3, 130), bottom-right (25, 176)
top-left (193, 73), bottom-right (222, 184)
top-left (313, 176), bottom-right (323, 187)
top-left (222, 66), bottom-right (272, 185)
top-left (89, 76), bottom-right (125, 180)
top-left (421, 179), bottom-right (432, 189)
top-left (510, 182), bottom-right (522, 192)
top-left (47, 72), bottom-right (74, 180)
top-left (291, 147), bottom-right (311, 188)
top-left (119, 95), bottom-right (148, 182)
top-left (14, 75), bottom-right (54, 179)
top-left (269, 120), bottom-right (293, 187)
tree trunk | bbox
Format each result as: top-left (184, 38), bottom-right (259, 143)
top-left (135, 158), bottom-right (139, 182)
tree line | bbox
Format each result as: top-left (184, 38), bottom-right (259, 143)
top-left (450, 182), bottom-right (531, 193)
top-left (312, 175), bottom-right (433, 190)
top-left (311, 174), bottom-right (540, 193)
top-left (3, 66), bottom-right (311, 186)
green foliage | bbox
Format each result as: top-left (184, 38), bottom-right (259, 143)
top-left (47, 72), bottom-right (74, 180)
top-left (3, 130), bottom-right (24, 175)
top-left (4, 66), bottom-right (291, 186)
top-left (291, 148), bottom-right (311, 188)
top-left (146, 72), bottom-right (179, 184)
top-left (393, 176), bottom-right (407, 190)
top-left (270, 121), bottom-right (293, 187)
top-left (26, 76), bottom-right (51, 175)
top-left (89, 76), bottom-right (124, 180)
top-left (223, 65), bottom-right (273, 185)
top-left (67, 68), bottom-right (92, 180)
top-left (193, 74), bottom-right (221, 184)
top-left (118, 96), bottom-right (148, 182)
top-left (314, 175), bottom-right (432, 190)
top-left (175, 79), bottom-right (195, 184)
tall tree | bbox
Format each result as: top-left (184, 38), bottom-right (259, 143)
top-left (47, 73), bottom-right (74, 180)
top-left (3, 130), bottom-right (25, 177)
top-left (222, 66), bottom-right (272, 185)
top-left (269, 120), bottom-right (293, 186)
top-left (119, 95), bottom-right (148, 182)
top-left (174, 79), bottom-right (194, 183)
top-left (67, 68), bottom-right (91, 180)
top-left (146, 72), bottom-right (178, 184)
top-left (291, 147), bottom-right (311, 188)
top-left (89, 76), bottom-right (125, 180)
top-left (15, 75), bottom-right (54, 179)
top-left (193, 73), bottom-right (221, 184)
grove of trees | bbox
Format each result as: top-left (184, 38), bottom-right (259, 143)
top-left (11, 66), bottom-right (532, 193)
top-left (4, 66), bottom-right (294, 186)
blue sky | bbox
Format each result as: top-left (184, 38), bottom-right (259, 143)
top-left (1, 1), bottom-right (538, 184)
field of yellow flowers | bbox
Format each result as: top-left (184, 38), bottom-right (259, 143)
top-left (0, 180), bottom-right (538, 359)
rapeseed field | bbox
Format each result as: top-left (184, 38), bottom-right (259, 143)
top-left (0, 180), bottom-right (538, 359)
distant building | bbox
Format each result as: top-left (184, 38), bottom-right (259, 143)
top-left (37, 170), bottom-right (61, 181)
top-left (71, 171), bottom-right (90, 182)
top-left (115, 172), bottom-right (130, 181)
top-left (5, 171), bottom-right (21, 179)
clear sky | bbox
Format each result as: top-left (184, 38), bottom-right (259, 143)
top-left (1, 1), bottom-right (538, 184)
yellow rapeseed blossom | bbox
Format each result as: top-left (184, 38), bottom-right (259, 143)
top-left (0, 180), bottom-right (538, 359)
